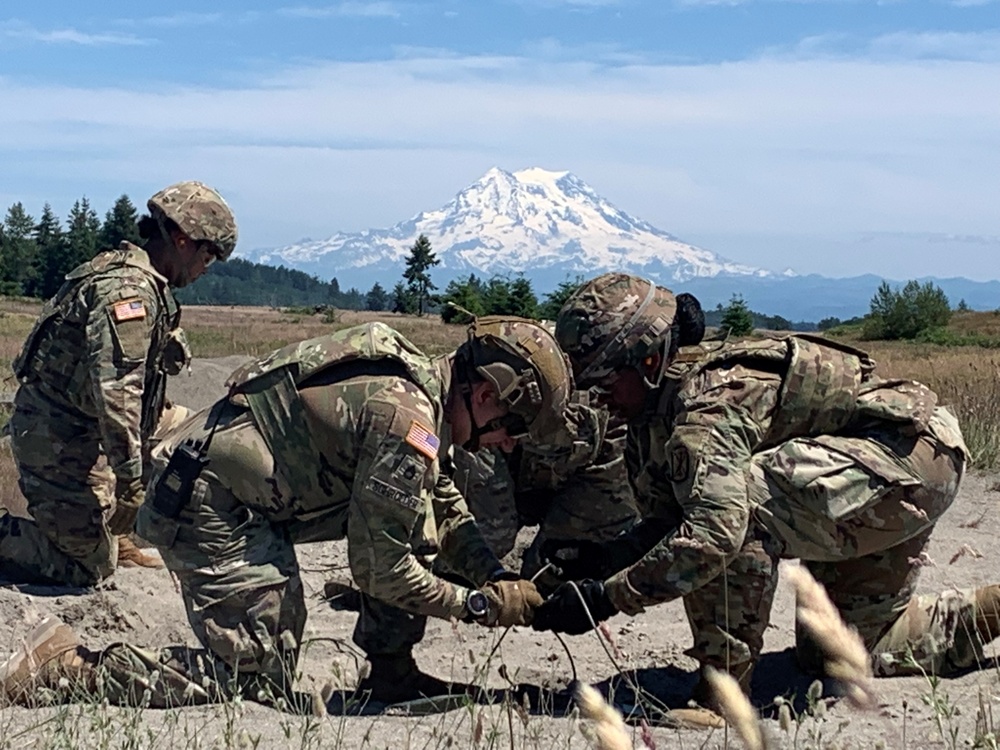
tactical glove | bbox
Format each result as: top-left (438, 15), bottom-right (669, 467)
top-left (108, 478), bottom-right (145, 536)
top-left (540, 539), bottom-right (614, 581)
top-left (531, 579), bottom-right (619, 636)
top-left (480, 579), bottom-right (545, 628)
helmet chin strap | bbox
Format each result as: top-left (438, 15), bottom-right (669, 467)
top-left (460, 386), bottom-right (511, 452)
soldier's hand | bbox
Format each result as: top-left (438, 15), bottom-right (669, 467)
top-left (162, 328), bottom-right (192, 376)
top-left (480, 579), bottom-right (544, 628)
top-left (540, 539), bottom-right (613, 581)
top-left (109, 478), bottom-right (145, 536)
top-left (531, 580), bottom-right (618, 636)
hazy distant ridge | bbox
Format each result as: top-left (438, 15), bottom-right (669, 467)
top-left (242, 168), bottom-right (999, 321)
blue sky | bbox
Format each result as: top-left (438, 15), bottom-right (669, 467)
top-left (1, 1), bottom-right (998, 281)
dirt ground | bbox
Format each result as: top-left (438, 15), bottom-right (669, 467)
top-left (2, 356), bottom-right (1000, 749)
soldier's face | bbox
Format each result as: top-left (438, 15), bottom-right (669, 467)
top-left (598, 367), bottom-right (647, 420)
top-left (452, 382), bottom-right (518, 453)
top-left (171, 233), bottom-right (218, 288)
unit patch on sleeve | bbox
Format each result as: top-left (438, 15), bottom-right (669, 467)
top-left (112, 298), bottom-right (146, 322)
top-left (404, 420), bottom-right (440, 461)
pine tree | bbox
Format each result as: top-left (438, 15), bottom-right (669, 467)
top-left (440, 274), bottom-right (486, 324)
top-left (391, 281), bottom-right (417, 314)
top-left (506, 276), bottom-right (539, 319)
top-left (1, 203), bottom-right (37, 295)
top-left (65, 197), bottom-right (101, 269)
top-left (365, 282), bottom-right (389, 311)
top-left (99, 194), bottom-right (141, 250)
top-left (32, 204), bottom-right (68, 298)
top-left (402, 234), bottom-right (439, 316)
top-left (720, 294), bottom-right (754, 337)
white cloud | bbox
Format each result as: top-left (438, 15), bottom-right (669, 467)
top-left (766, 29), bottom-right (1000, 62)
top-left (279, 2), bottom-right (403, 19)
top-left (0, 21), bottom-right (148, 46)
top-left (508, 0), bottom-right (625, 8)
top-left (131, 12), bottom-right (226, 28)
top-left (0, 40), bottom-right (998, 258)
top-left (869, 30), bottom-right (1000, 61)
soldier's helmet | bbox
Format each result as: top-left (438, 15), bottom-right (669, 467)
top-left (455, 316), bottom-right (573, 444)
top-left (555, 272), bottom-right (678, 389)
top-left (148, 181), bottom-right (238, 260)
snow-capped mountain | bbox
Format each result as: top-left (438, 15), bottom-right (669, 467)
top-left (242, 167), bottom-right (771, 287)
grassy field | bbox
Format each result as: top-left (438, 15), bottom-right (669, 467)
top-left (2, 297), bottom-right (999, 514)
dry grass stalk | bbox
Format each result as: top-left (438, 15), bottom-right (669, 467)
top-left (575, 682), bottom-right (632, 750)
top-left (785, 565), bottom-right (877, 710)
top-left (704, 667), bottom-right (766, 750)
top-left (949, 544), bottom-right (983, 565)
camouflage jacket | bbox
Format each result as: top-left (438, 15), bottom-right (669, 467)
top-left (608, 334), bottom-right (960, 614)
top-left (452, 397), bottom-right (635, 556)
top-left (12, 242), bottom-right (179, 482)
top-left (215, 323), bottom-right (503, 621)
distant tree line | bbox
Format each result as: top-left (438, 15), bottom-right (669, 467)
top-left (705, 295), bottom-right (818, 335)
top-left (1, 197), bottom-right (963, 340)
top-left (0, 195), bottom-right (370, 310)
top-left (390, 234), bottom-right (577, 323)
top-left (0, 196), bottom-right (141, 299)
top-left (177, 260), bottom-right (368, 309)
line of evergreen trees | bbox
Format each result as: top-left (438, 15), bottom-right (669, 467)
top-left (0, 195), bottom-right (371, 309)
top-left (0, 196), bottom-right (141, 299)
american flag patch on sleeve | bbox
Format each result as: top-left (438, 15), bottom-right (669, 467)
top-left (405, 420), bottom-right (440, 460)
top-left (112, 298), bottom-right (146, 322)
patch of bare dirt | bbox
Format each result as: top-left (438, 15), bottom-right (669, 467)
top-left (2, 357), bottom-right (999, 748)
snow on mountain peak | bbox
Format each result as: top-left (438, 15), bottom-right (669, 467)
top-left (244, 167), bottom-right (768, 284)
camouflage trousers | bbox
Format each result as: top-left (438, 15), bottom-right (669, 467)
top-left (2, 385), bottom-right (118, 586)
top-left (684, 408), bottom-right (977, 684)
top-left (81, 453), bottom-right (430, 707)
top-left (0, 386), bottom-right (187, 588)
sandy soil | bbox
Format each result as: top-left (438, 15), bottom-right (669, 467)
top-left (2, 356), bottom-right (999, 749)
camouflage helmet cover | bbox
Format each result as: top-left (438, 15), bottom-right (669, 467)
top-left (148, 181), bottom-right (238, 260)
top-left (555, 272), bottom-right (677, 388)
top-left (458, 316), bottom-right (573, 444)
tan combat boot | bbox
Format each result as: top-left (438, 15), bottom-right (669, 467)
top-left (117, 535), bottom-right (164, 569)
top-left (0, 615), bottom-right (96, 706)
top-left (974, 584), bottom-right (1000, 642)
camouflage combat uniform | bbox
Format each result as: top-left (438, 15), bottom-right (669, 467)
top-left (1, 243), bottom-right (181, 586)
top-left (453, 398), bottom-right (636, 580)
top-left (72, 323), bottom-right (515, 706)
top-left (607, 335), bottom-right (971, 683)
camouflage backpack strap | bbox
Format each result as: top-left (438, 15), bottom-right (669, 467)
top-left (765, 334), bottom-right (873, 444)
top-left (226, 323), bottom-right (443, 489)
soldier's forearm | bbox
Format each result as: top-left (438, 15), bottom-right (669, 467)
top-left (605, 516), bottom-right (677, 572)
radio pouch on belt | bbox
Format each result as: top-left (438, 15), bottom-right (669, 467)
top-left (152, 439), bottom-right (211, 519)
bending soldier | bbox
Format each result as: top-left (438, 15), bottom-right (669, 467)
top-left (1, 317), bottom-right (569, 707)
top-left (453, 396), bottom-right (636, 589)
top-left (0, 182), bottom-right (236, 586)
top-left (534, 272), bottom-right (991, 708)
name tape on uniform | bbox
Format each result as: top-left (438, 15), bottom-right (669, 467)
top-left (364, 476), bottom-right (421, 511)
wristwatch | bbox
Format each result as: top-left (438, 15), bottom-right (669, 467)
top-left (465, 589), bottom-right (489, 621)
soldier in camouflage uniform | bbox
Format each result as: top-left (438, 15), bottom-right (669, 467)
top-left (452, 396), bottom-right (636, 589)
top-left (0, 182), bottom-right (237, 587)
top-left (0, 317), bottom-right (570, 707)
top-left (533, 272), bottom-right (994, 704)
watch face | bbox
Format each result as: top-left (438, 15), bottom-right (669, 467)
top-left (467, 591), bottom-right (489, 618)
